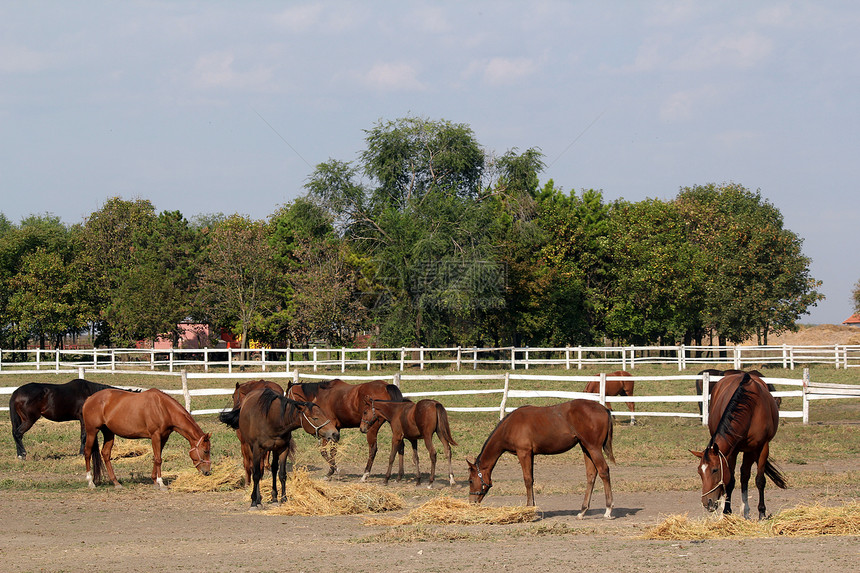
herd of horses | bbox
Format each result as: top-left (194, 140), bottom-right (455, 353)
top-left (8, 369), bottom-right (786, 518)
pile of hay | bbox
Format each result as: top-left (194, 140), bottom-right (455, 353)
top-left (110, 442), bottom-right (151, 459)
top-left (262, 468), bottom-right (404, 516)
top-left (169, 457), bottom-right (245, 492)
top-left (645, 502), bottom-right (860, 540)
top-left (364, 496), bottom-right (538, 526)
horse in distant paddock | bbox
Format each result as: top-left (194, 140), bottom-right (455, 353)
top-left (9, 379), bottom-right (123, 460)
top-left (690, 372), bottom-right (786, 520)
top-left (220, 387), bottom-right (338, 509)
top-left (286, 379), bottom-right (404, 480)
top-left (83, 388), bottom-right (211, 490)
top-left (695, 369), bottom-right (781, 415)
top-left (585, 370), bottom-right (636, 425)
top-left (467, 399), bottom-right (615, 517)
top-left (229, 380), bottom-right (285, 486)
top-left (360, 398), bottom-right (457, 487)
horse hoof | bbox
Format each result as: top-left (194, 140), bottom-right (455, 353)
top-left (16, 454), bottom-right (26, 461)
top-left (577, 511), bottom-right (586, 520)
top-left (359, 473), bottom-right (370, 483)
top-left (604, 510), bottom-right (614, 520)
top-left (87, 482), bottom-right (96, 490)
top-left (114, 484), bottom-right (124, 490)
top-left (249, 504), bottom-right (262, 511)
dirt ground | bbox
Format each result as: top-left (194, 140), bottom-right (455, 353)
top-left (1, 455), bottom-right (858, 573)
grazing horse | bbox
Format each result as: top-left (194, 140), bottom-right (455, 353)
top-left (219, 387), bottom-right (339, 509)
top-left (229, 380), bottom-right (285, 486)
top-left (9, 379), bottom-right (122, 460)
top-left (286, 379), bottom-right (404, 480)
top-left (466, 399), bottom-right (615, 517)
top-left (83, 388), bottom-right (212, 490)
top-left (695, 369), bottom-right (781, 415)
top-left (585, 370), bottom-right (636, 425)
top-left (359, 398), bottom-right (458, 487)
top-left (690, 372), bottom-right (786, 519)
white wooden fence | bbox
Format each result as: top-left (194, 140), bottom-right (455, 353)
top-left (3, 367), bottom-right (858, 426)
top-left (1, 343), bottom-right (860, 374)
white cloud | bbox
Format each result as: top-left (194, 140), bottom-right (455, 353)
top-left (479, 57), bottom-right (536, 86)
top-left (674, 32), bottom-right (774, 71)
top-left (0, 44), bottom-right (54, 73)
top-left (659, 85), bottom-right (723, 121)
top-left (273, 5), bottom-right (325, 33)
top-left (361, 62), bottom-right (425, 92)
top-left (192, 52), bottom-right (273, 90)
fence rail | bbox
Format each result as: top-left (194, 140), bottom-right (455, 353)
top-left (3, 367), bottom-right (858, 426)
top-left (2, 343), bottom-right (860, 373)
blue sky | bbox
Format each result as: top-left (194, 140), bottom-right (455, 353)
top-left (2, 1), bottom-right (858, 324)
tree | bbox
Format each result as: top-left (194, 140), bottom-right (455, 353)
top-left (306, 116), bottom-right (514, 346)
top-left (198, 214), bottom-right (277, 350)
top-left (853, 279), bottom-right (860, 313)
top-left (676, 183), bottom-right (823, 344)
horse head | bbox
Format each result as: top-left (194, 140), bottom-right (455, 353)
top-left (466, 456), bottom-right (492, 504)
top-left (297, 402), bottom-right (339, 442)
top-left (190, 433), bottom-right (212, 476)
top-left (359, 397), bottom-right (378, 434)
top-left (691, 444), bottom-right (727, 513)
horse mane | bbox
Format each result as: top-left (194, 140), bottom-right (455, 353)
top-left (295, 380), bottom-right (336, 401)
top-left (76, 379), bottom-right (119, 394)
top-left (257, 388), bottom-right (313, 419)
top-left (708, 373), bottom-right (757, 449)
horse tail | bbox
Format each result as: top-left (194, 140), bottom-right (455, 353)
top-left (90, 431), bottom-right (104, 484)
top-left (386, 384), bottom-right (404, 402)
top-left (602, 408), bottom-right (616, 464)
top-left (434, 403), bottom-right (458, 446)
top-left (219, 406), bottom-right (241, 429)
top-left (9, 393), bottom-right (22, 435)
top-left (764, 459), bottom-right (787, 489)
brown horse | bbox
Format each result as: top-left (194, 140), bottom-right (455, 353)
top-left (286, 379), bottom-right (404, 480)
top-left (696, 369), bottom-right (781, 415)
top-left (690, 372), bottom-right (786, 519)
top-left (585, 370), bottom-right (636, 425)
top-left (83, 388), bottom-right (212, 490)
top-left (219, 387), bottom-right (339, 508)
top-left (466, 399), bottom-right (615, 516)
top-left (359, 398), bottom-right (458, 487)
top-left (9, 379), bottom-right (123, 459)
top-left (229, 380), bottom-right (284, 486)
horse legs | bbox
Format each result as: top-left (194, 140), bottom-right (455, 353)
top-left (84, 428), bottom-right (99, 488)
top-left (360, 421), bottom-right (382, 482)
top-left (384, 437), bottom-right (401, 486)
top-left (78, 418), bottom-right (88, 456)
top-left (100, 430), bottom-right (122, 488)
top-left (249, 445), bottom-right (264, 509)
top-left (270, 447), bottom-right (285, 505)
top-left (754, 444), bottom-right (771, 520)
top-left (440, 434), bottom-right (455, 486)
top-left (319, 438), bottom-right (339, 480)
top-left (516, 450), bottom-right (536, 507)
top-left (584, 446), bottom-right (614, 519)
top-left (151, 434), bottom-right (169, 490)
top-left (579, 451), bottom-right (598, 519)
top-left (722, 455), bottom-right (738, 515)
top-left (424, 433), bottom-right (438, 487)
top-left (409, 438), bottom-right (421, 486)
top-left (10, 412), bottom-right (36, 460)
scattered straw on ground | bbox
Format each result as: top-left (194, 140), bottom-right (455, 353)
top-left (169, 458), bottom-right (245, 492)
top-left (363, 496), bottom-right (538, 526)
top-left (261, 467), bottom-right (403, 516)
top-left (645, 502), bottom-right (860, 540)
top-left (109, 442), bottom-right (151, 459)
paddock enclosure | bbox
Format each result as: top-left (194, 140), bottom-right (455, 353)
top-left (1, 366), bottom-right (858, 572)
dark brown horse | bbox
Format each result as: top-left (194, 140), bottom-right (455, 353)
top-left (83, 388), bottom-right (212, 490)
top-left (229, 380), bottom-right (284, 486)
top-left (466, 399), bottom-right (615, 516)
top-left (359, 398), bottom-right (458, 487)
top-left (585, 370), bottom-right (636, 425)
top-left (696, 369), bottom-right (781, 415)
top-left (690, 372), bottom-right (786, 519)
top-left (286, 379), bottom-right (404, 480)
top-left (9, 379), bottom-right (123, 460)
top-left (219, 387), bottom-right (339, 508)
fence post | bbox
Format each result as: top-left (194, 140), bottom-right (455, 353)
top-left (293, 369), bottom-right (300, 385)
top-left (111, 349), bottom-right (116, 372)
top-left (499, 372), bottom-right (510, 420)
top-left (36, 349), bottom-right (41, 371)
top-left (599, 372), bottom-right (607, 407)
top-left (78, 366), bottom-right (85, 379)
top-left (702, 371), bottom-right (710, 427)
top-left (733, 346), bottom-right (741, 369)
top-left (400, 348), bottom-right (405, 371)
top-left (473, 347), bottom-right (478, 370)
top-left (312, 348), bottom-right (318, 373)
top-left (678, 345), bottom-right (684, 371)
top-left (510, 347), bottom-right (516, 370)
top-left (456, 346), bottom-right (462, 371)
top-left (181, 369), bottom-right (191, 412)
top-left (0, 348), bottom-right (3, 371)
top-left (524, 347), bottom-right (530, 370)
top-left (169, 349), bottom-right (175, 373)
top-left (802, 367), bottom-right (810, 424)
top-left (393, 371), bottom-right (401, 388)
top-left (55, 349), bottom-right (60, 372)
top-left (420, 347), bottom-right (425, 370)
top-left (577, 346), bottom-right (583, 370)
top-left (261, 348), bottom-right (267, 372)
top-left (565, 346), bottom-right (571, 370)
top-left (782, 344), bottom-right (788, 369)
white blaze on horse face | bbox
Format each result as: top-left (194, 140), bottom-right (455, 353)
top-left (700, 462), bottom-right (708, 475)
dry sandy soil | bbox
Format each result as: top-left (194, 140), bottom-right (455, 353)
top-left (1, 456), bottom-right (857, 573)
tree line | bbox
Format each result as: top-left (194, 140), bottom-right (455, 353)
top-left (0, 116), bottom-right (824, 351)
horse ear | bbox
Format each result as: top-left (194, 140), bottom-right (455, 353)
top-left (689, 450), bottom-right (703, 459)
top-left (465, 456), bottom-right (476, 468)
top-left (235, 382), bottom-right (241, 389)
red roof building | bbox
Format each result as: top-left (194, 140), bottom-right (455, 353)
top-left (842, 313), bottom-right (860, 327)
